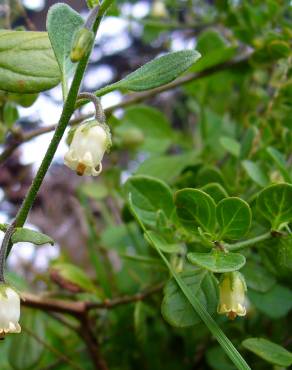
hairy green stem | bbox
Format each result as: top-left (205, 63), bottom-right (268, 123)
top-left (6, 1), bottom-right (114, 254)
top-left (226, 232), bottom-right (272, 251)
top-left (77, 92), bottom-right (105, 122)
top-left (0, 222), bottom-right (15, 282)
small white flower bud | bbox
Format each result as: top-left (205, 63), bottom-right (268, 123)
top-left (64, 120), bottom-right (111, 177)
top-left (217, 271), bottom-right (247, 320)
top-left (0, 284), bottom-right (21, 338)
top-left (151, 1), bottom-right (169, 18)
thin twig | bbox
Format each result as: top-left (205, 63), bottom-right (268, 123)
top-left (22, 325), bottom-right (83, 370)
top-left (78, 314), bottom-right (108, 370)
top-left (46, 311), bottom-right (79, 331)
top-left (21, 282), bottom-right (164, 315)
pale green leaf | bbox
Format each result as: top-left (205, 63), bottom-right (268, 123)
top-left (47, 3), bottom-right (84, 98)
top-left (11, 228), bottom-right (54, 246)
top-left (96, 50), bottom-right (201, 94)
top-left (266, 146), bottom-right (291, 183)
top-left (0, 30), bottom-right (60, 93)
top-left (220, 136), bottom-right (240, 157)
top-left (187, 251), bottom-right (246, 273)
top-left (242, 160), bottom-right (269, 187)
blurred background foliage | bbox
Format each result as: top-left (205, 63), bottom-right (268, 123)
top-left (0, 0), bottom-right (292, 369)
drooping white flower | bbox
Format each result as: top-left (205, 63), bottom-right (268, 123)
top-left (0, 285), bottom-right (21, 338)
top-left (64, 120), bottom-right (111, 176)
top-left (217, 271), bottom-right (247, 320)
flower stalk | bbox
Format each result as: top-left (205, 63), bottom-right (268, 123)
top-left (0, 222), bottom-right (15, 283)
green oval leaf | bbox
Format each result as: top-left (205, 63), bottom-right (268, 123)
top-left (97, 50), bottom-right (201, 94)
top-left (187, 251), bottom-right (246, 272)
top-left (266, 146), bottom-right (291, 183)
top-left (242, 160), bottom-right (269, 187)
top-left (216, 197), bottom-right (251, 240)
top-left (257, 183), bottom-right (292, 229)
top-left (136, 152), bottom-right (199, 182)
top-left (175, 188), bottom-right (216, 234)
top-left (219, 136), bottom-right (240, 157)
top-left (161, 269), bottom-right (218, 327)
top-left (11, 228), bottom-right (54, 246)
top-left (47, 3), bottom-right (84, 98)
top-left (0, 30), bottom-right (60, 93)
top-left (248, 284), bottom-right (292, 319)
top-left (241, 262), bottom-right (276, 293)
top-left (242, 338), bottom-right (292, 367)
top-left (117, 105), bottom-right (172, 154)
top-left (124, 175), bottom-right (174, 228)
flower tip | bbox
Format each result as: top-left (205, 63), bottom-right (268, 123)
top-left (76, 162), bottom-right (86, 176)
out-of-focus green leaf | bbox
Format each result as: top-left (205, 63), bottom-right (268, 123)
top-left (190, 29), bottom-right (237, 72)
top-left (116, 105), bottom-right (172, 154)
top-left (248, 284), bottom-right (292, 318)
top-left (242, 338), bottom-right (292, 367)
top-left (51, 263), bottom-right (97, 293)
top-left (3, 102), bottom-right (18, 128)
top-left (11, 228), bottom-right (54, 246)
top-left (241, 262), bottom-right (276, 292)
top-left (136, 152), bottom-right (199, 182)
top-left (79, 182), bottom-right (108, 201)
top-left (219, 136), bottom-right (240, 157)
top-left (266, 146), bottom-right (291, 182)
top-left (242, 160), bottom-right (269, 187)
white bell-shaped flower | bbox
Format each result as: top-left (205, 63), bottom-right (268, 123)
top-left (0, 285), bottom-right (21, 338)
top-left (64, 120), bottom-right (111, 176)
top-left (217, 271), bottom-right (247, 320)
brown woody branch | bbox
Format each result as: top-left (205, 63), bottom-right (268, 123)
top-left (0, 53), bottom-right (251, 165)
top-left (22, 282), bottom-right (163, 317)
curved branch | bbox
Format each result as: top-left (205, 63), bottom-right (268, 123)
top-left (21, 282), bottom-right (163, 316)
